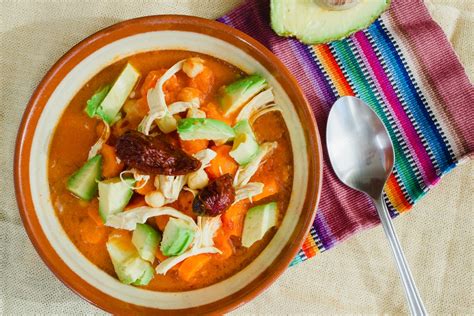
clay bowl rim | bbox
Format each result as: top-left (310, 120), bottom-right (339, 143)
top-left (14, 15), bottom-right (323, 315)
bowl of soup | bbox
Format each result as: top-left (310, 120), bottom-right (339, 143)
top-left (15, 15), bottom-right (322, 314)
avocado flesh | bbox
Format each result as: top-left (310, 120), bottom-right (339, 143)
top-left (98, 177), bottom-right (135, 222)
top-left (66, 155), bottom-right (102, 201)
top-left (132, 223), bottom-right (161, 263)
top-left (160, 218), bottom-right (196, 256)
top-left (106, 234), bottom-right (154, 285)
top-left (177, 118), bottom-right (235, 141)
top-left (220, 74), bottom-right (267, 117)
top-left (241, 202), bottom-right (279, 248)
top-left (230, 120), bottom-right (259, 165)
top-left (271, 0), bottom-right (390, 44)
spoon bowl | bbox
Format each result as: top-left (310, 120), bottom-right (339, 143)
top-left (326, 96), bottom-right (426, 315)
top-left (327, 96), bottom-right (394, 198)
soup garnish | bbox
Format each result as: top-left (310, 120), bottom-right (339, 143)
top-left (49, 52), bottom-right (293, 290)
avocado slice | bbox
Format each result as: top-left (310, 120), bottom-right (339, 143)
top-left (177, 118), bottom-right (235, 141)
top-left (241, 202), bottom-right (279, 248)
top-left (66, 155), bottom-right (102, 201)
top-left (271, 0), bottom-right (390, 44)
top-left (131, 263), bottom-right (155, 286)
top-left (230, 120), bottom-right (259, 165)
top-left (106, 233), bottom-right (154, 285)
top-left (219, 74), bottom-right (267, 117)
top-left (85, 85), bottom-right (111, 118)
top-left (132, 223), bottom-right (161, 263)
top-left (160, 218), bottom-right (196, 256)
top-left (94, 63), bottom-right (140, 124)
top-left (98, 177), bottom-right (135, 222)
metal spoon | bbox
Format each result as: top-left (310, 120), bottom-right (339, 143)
top-left (326, 96), bottom-right (427, 315)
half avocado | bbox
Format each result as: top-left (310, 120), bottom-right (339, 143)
top-left (270, 0), bottom-right (390, 44)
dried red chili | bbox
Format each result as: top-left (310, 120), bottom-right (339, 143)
top-left (192, 174), bottom-right (235, 217)
top-left (116, 130), bottom-right (201, 175)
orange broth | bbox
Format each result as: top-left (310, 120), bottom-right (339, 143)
top-left (48, 50), bottom-right (293, 291)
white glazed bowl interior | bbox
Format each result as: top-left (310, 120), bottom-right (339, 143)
top-left (30, 30), bottom-right (309, 309)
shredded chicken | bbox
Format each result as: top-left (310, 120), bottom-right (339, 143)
top-left (155, 246), bottom-right (221, 275)
top-left (234, 182), bottom-right (264, 203)
top-left (119, 169), bottom-right (150, 190)
top-left (235, 88), bottom-right (280, 124)
top-left (156, 175), bottom-right (188, 204)
top-left (195, 216), bottom-right (222, 248)
top-left (139, 60), bottom-right (186, 135)
top-left (168, 97), bottom-right (200, 115)
top-left (87, 121), bottom-right (110, 159)
top-left (105, 206), bottom-right (197, 230)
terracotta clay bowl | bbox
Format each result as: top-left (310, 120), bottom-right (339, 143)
top-left (14, 15), bottom-right (322, 314)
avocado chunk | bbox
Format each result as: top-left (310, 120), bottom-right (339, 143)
top-left (66, 155), bottom-right (102, 201)
top-left (132, 223), bottom-right (161, 263)
top-left (241, 202), bottom-right (279, 248)
top-left (270, 0), bottom-right (390, 44)
top-left (98, 177), bottom-right (135, 222)
top-left (160, 218), bottom-right (196, 256)
top-left (219, 74), bottom-right (267, 117)
top-left (106, 233), bottom-right (154, 285)
top-left (93, 63), bottom-right (140, 124)
top-left (230, 120), bottom-right (259, 165)
top-left (131, 263), bottom-right (155, 286)
top-left (116, 256), bottom-right (152, 285)
top-left (85, 85), bottom-right (111, 118)
top-left (177, 118), bottom-right (235, 141)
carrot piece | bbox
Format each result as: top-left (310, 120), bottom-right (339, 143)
top-left (205, 145), bottom-right (238, 179)
top-left (140, 70), bottom-right (162, 97)
top-left (180, 139), bottom-right (209, 155)
top-left (155, 215), bottom-right (170, 231)
top-left (177, 87), bottom-right (203, 103)
top-left (135, 176), bottom-right (155, 196)
top-left (221, 201), bottom-right (247, 237)
top-left (166, 190), bottom-right (197, 221)
top-left (125, 195), bottom-right (147, 210)
top-left (253, 178), bottom-right (279, 202)
top-left (79, 218), bottom-right (106, 244)
top-left (178, 254), bottom-right (212, 282)
top-left (123, 98), bottom-right (148, 121)
top-left (87, 207), bottom-right (104, 226)
top-left (164, 72), bottom-right (182, 95)
top-left (188, 67), bottom-right (214, 97)
top-left (101, 144), bottom-right (124, 178)
top-left (175, 191), bottom-right (196, 218)
top-left (136, 97), bottom-right (149, 117)
top-left (213, 228), bottom-right (234, 259)
top-left (201, 102), bottom-right (233, 126)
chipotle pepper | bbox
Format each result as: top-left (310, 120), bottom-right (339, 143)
top-left (193, 174), bottom-right (235, 217)
top-left (116, 130), bottom-right (201, 175)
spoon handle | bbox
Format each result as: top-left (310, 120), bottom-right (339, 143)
top-left (373, 197), bottom-right (427, 316)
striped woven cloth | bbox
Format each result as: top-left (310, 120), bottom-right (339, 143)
top-left (218, 0), bottom-right (474, 265)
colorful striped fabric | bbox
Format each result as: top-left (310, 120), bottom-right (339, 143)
top-left (218, 0), bottom-right (474, 265)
